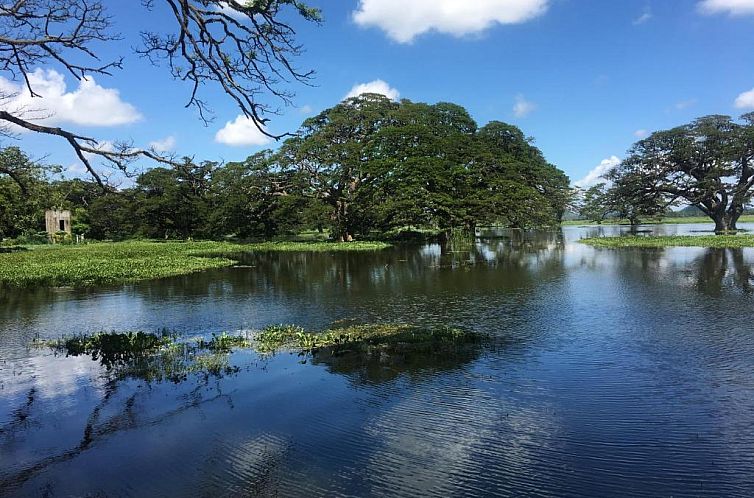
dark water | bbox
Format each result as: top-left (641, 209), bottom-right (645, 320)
top-left (2, 224), bottom-right (754, 497)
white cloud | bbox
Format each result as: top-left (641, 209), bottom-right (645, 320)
top-left (344, 80), bottom-right (400, 100)
top-left (0, 68), bottom-right (141, 127)
top-left (214, 115), bottom-right (273, 147)
top-left (299, 104), bottom-right (314, 114)
top-left (149, 135), bottom-right (176, 152)
top-left (734, 87), bottom-right (754, 109)
top-left (512, 94), bottom-right (536, 117)
top-left (353, 0), bottom-right (549, 43)
top-left (574, 156), bottom-right (621, 188)
top-left (215, 2), bottom-right (247, 20)
top-left (633, 7), bottom-right (653, 24)
top-left (634, 129), bottom-right (649, 138)
top-left (698, 0), bottom-right (754, 15)
top-left (675, 98), bottom-right (697, 110)
top-left (66, 162), bottom-right (88, 175)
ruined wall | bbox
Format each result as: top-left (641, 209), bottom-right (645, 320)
top-left (45, 210), bottom-right (72, 238)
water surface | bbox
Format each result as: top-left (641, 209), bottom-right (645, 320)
top-left (2, 224), bottom-right (754, 496)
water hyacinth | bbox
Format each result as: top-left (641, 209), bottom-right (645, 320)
top-left (0, 240), bottom-right (391, 287)
top-left (34, 324), bottom-right (485, 381)
top-left (580, 235), bottom-right (754, 249)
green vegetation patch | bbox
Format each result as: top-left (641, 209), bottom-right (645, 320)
top-left (563, 215), bottom-right (754, 226)
top-left (254, 323), bottom-right (483, 355)
top-left (197, 332), bottom-right (252, 352)
top-left (35, 324), bottom-right (485, 382)
top-left (47, 330), bottom-right (174, 369)
top-left (0, 240), bottom-right (391, 287)
top-left (581, 235), bottom-right (754, 248)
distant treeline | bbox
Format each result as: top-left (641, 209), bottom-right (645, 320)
top-left (0, 94), bottom-right (571, 242)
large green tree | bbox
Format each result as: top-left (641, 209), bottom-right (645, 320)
top-left (0, 147), bottom-right (55, 238)
top-left (135, 159), bottom-right (215, 239)
top-left (365, 101), bottom-right (478, 232)
top-left (279, 93), bottom-right (399, 241)
top-left (610, 114), bottom-right (754, 232)
top-left (470, 122), bottom-right (570, 228)
top-left (208, 151), bottom-right (314, 238)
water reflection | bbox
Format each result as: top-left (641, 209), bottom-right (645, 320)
top-left (311, 335), bottom-right (489, 385)
top-left (2, 225), bottom-right (754, 496)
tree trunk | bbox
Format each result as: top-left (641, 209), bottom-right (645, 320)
top-left (332, 199), bottom-right (352, 242)
top-left (712, 211), bottom-right (738, 232)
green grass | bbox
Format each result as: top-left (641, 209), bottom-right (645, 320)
top-left (0, 240), bottom-right (391, 287)
top-left (563, 215), bottom-right (754, 226)
top-left (581, 234), bottom-right (754, 248)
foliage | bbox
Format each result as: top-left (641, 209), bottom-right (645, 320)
top-left (0, 99), bottom-right (571, 241)
top-left (197, 332), bottom-right (252, 352)
top-left (50, 331), bottom-right (174, 369)
top-left (0, 148), bottom-right (56, 239)
top-left (608, 113), bottom-right (754, 231)
top-left (0, 240), bottom-right (390, 287)
top-left (577, 183), bottom-right (610, 223)
top-left (37, 323), bottom-right (485, 382)
top-left (247, 323), bottom-right (483, 354)
top-left (277, 95), bottom-right (571, 238)
top-left (581, 235), bottom-right (754, 248)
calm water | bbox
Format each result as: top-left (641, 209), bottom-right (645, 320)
top-left (2, 224), bottom-right (754, 497)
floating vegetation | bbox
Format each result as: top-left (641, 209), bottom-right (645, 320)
top-left (580, 235), bottom-right (754, 249)
top-left (0, 240), bottom-right (391, 287)
top-left (36, 330), bottom-right (242, 383)
top-left (45, 331), bottom-right (174, 369)
top-left (197, 332), bottom-right (251, 352)
top-left (254, 323), bottom-right (484, 355)
top-left (34, 324), bottom-right (486, 383)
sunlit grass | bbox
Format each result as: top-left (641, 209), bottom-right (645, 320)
top-left (0, 240), bottom-right (391, 287)
top-left (563, 215), bottom-right (754, 226)
top-left (254, 323), bottom-right (482, 354)
top-left (581, 235), bottom-right (754, 248)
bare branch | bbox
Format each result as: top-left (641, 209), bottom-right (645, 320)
top-left (0, 110), bottom-right (180, 189)
top-left (137, 0), bottom-right (319, 137)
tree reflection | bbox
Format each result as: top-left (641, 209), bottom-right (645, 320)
top-left (694, 248), bottom-right (754, 296)
top-left (606, 246), bottom-right (754, 296)
top-left (310, 333), bottom-right (490, 385)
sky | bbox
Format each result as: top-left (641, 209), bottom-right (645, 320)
top-left (3, 0), bottom-right (754, 187)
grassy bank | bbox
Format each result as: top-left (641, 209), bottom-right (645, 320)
top-left (0, 240), bottom-right (391, 287)
top-left (581, 235), bottom-right (754, 248)
top-left (563, 215), bottom-right (754, 226)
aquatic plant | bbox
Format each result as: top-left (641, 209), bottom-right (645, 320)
top-left (197, 332), bottom-right (251, 352)
top-left (48, 331), bottom-right (174, 369)
top-left (36, 323), bottom-right (485, 381)
top-left (580, 235), bottom-right (754, 249)
top-left (254, 323), bottom-right (483, 355)
top-left (0, 240), bottom-right (391, 287)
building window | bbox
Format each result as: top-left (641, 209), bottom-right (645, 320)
top-left (60, 220), bottom-right (65, 231)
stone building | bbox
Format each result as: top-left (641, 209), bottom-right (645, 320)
top-left (45, 210), bottom-right (72, 239)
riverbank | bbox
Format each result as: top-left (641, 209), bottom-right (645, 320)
top-left (581, 235), bottom-right (754, 248)
top-left (563, 215), bottom-right (754, 226)
top-left (0, 240), bottom-right (391, 287)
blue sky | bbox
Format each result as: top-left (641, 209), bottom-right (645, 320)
top-left (4, 0), bottom-right (754, 186)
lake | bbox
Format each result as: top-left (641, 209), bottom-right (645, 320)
top-left (2, 224), bottom-right (754, 497)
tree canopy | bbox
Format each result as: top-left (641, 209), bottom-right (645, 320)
top-left (0, 96), bottom-right (571, 242)
top-left (608, 114), bottom-right (754, 231)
